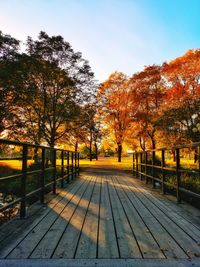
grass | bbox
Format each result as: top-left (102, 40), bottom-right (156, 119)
top-left (0, 159), bottom-right (34, 171)
top-left (166, 158), bottom-right (198, 169)
top-left (0, 156), bottom-right (198, 173)
top-left (79, 156), bottom-right (133, 172)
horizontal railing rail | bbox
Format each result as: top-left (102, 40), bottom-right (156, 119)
top-left (0, 139), bottom-right (80, 220)
top-left (133, 142), bottom-right (200, 204)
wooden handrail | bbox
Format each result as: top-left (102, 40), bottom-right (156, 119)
top-left (0, 139), bottom-right (80, 219)
top-left (133, 142), bottom-right (200, 204)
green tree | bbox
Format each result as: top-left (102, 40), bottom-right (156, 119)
top-left (0, 31), bottom-right (20, 134)
top-left (2, 32), bottom-right (96, 147)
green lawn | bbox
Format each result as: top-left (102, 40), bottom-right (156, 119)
top-left (79, 156), bottom-right (133, 171)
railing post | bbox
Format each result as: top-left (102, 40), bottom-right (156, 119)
top-left (139, 152), bottom-right (142, 180)
top-left (145, 151), bottom-right (148, 184)
top-left (74, 152), bottom-right (77, 178)
top-left (152, 150), bottom-right (156, 188)
top-left (78, 152), bottom-right (80, 176)
top-left (61, 150), bottom-right (64, 188)
top-left (20, 144), bottom-right (28, 219)
top-left (136, 152), bottom-right (138, 178)
top-left (198, 145), bottom-right (200, 179)
top-left (71, 152), bottom-right (74, 180)
top-left (132, 153), bottom-right (135, 177)
top-left (161, 149), bottom-right (165, 194)
top-left (53, 149), bottom-right (57, 194)
top-left (67, 151), bottom-right (70, 183)
top-left (176, 148), bottom-right (181, 203)
top-left (40, 148), bottom-right (45, 204)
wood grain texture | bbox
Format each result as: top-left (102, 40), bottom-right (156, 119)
top-left (1, 169), bottom-right (200, 263)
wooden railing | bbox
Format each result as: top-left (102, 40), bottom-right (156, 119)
top-left (133, 142), bottom-right (200, 203)
top-left (0, 139), bottom-right (79, 219)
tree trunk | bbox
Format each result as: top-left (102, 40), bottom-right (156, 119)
top-left (94, 142), bottom-right (98, 160)
top-left (172, 149), bottom-right (176, 162)
top-left (49, 135), bottom-right (55, 165)
top-left (89, 131), bottom-right (92, 161)
top-left (49, 133), bottom-right (55, 148)
top-left (139, 137), bottom-right (146, 151)
top-left (117, 143), bottom-right (122, 162)
top-left (75, 140), bottom-right (78, 152)
top-left (148, 131), bottom-right (156, 150)
top-left (194, 147), bottom-right (198, 163)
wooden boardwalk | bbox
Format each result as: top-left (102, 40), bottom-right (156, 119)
top-left (1, 163), bottom-right (200, 266)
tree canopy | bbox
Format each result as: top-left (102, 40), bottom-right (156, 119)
top-left (0, 30), bottom-right (200, 158)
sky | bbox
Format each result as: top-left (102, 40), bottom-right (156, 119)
top-left (1, 0), bottom-right (200, 82)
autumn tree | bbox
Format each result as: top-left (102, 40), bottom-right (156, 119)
top-left (161, 50), bottom-right (200, 143)
top-left (129, 65), bottom-right (165, 150)
top-left (99, 72), bottom-right (133, 162)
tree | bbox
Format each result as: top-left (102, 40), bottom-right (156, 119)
top-left (161, 50), bottom-right (200, 143)
top-left (2, 32), bottom-right (96, 147)
top-left (5, 53), bottom-right (79, 147)
top-left (0, 31), bottom-right (20, 135)
top-left (129, 65), bottom-right (165, 149)
top-left (79, 104), bottom-right (98, 161)
top-left (99, 72), bottom-right (133, 162)
top-left (26, 31), bottom-right (96, 105)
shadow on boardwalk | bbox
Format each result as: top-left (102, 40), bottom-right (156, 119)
top-left (1, 158), bottom-right (200, 266)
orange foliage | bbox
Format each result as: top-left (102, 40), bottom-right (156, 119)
top-left (128, 65), bottom-right (165, 149)
top-left (162, 49), bottom-right (200, 104)
top-left (98, 72), bottom-right (135, 161)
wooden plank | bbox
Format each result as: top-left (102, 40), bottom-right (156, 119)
top-left (75, 177), bottom-right (101, 259)
top-left (0, 203), bottom-right (42, 242)
top-left (107, 176), bottom-right (142, 258)
top-left (1, 258), bottom-right (200, 267)
top-left (130, 179), bottom-right (200, 242)
top-left (52, 176), bottom-right (96, 258)
top-left (0, 189), bottom-right (71, 258)
top-left (0, 180), bottom-right (82, 253)
top-left (29, 177), bottom-right (92, 258)
top-left (111, 177), bottom-right (164, 259)
top-left (5, 178), bottom-right (88, 259)
top-left (0, 189), bottom-right (64, 244)
top-left (97, 177), bottom-right (119, 259)
top-left (134, 177), bottom-right (200, 227)
top-left (123, 177), bottom-right (200, 258)
top-left (115, 176), bottom-right (188, 259)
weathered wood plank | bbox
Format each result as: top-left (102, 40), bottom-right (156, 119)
top-left (124, 178), bottom-right (200, 258)
top-left (2, 166), bottom-right (200, 261)
top-left (5, 178), bottom-right (88, 259)
top-left (107, 177), bottom-right (142, 258)
top-left (0, 189), bottom-right (63, 244)
top-left (115, 176), bottom-right (188, 259)
top-left (75, 177), bottom-right (101, 259)
top-left (29, 177), bottom-right (91, 258)
top-left (134, 176), bottom-right (200, 227)
top-left (0, 193), bottom-right (68, 258)
top-left (1, 258), bottom-right (200, 267)
top-left (52, 176), bottom-right (96, 258)
top-left (98, 177), bottom-right (119, 259)
top-left (111, 177), bottom-right (164, 259)
top-left (131, 179), bottom-right (200, 241)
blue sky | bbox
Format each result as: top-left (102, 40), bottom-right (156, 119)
top-left (1, 0), bottom-right (200, 81)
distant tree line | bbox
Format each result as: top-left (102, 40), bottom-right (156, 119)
top-left (1, 31), bottom-right (200, 162)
